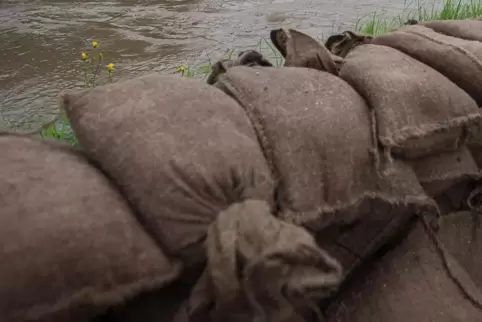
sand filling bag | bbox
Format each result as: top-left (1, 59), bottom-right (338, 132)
top-left (214, 66), bottom-right (436, 231)
top-left (0, 134), bottom-right (181, 322)
top-left (423, 19), bottom-right (482, 42)
top-left (339, 44), bottom-right (480, 160)
top-left (373, 23), bottom-right (482, 106)
top-left (182, 200), bottom-right (343, 322)
top-left (324, 216), bottom-right (482, 322)
top-left (62, 74), bottom-right (274, 269)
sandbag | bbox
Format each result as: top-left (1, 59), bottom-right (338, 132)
top-left (269, 28), bottom-right (342, 75)
top-left (62, 74), bottom-right (274, 269)
top-left (437, 211), bottom-right (482, 289)
top-left (409, 146), bottom-right (482, 209)
top-left (469, 127), bottom-right (482, 170)
top-left (0, 134), bottom-right (181, 322)
top-left (94, 279), bottom-right (193, 322)
top-left (214, 66), bottom-right (436, 232)
top-left (324, 30), bottom-right (373, 58)
top-left (183, 200), bottom-right (343, 322)
top-left (315, 202), bottom-right (422, 286)
top-left (423, 19), bottom-right (482, 42)
top-left (339, 44), bottom-right (480, 159)
top-left (372, 23), bottom-right (482, 105)
top-left (324, 217), bottom-right (482, 322)
top-left (206, 50), bottom-right (273, 85)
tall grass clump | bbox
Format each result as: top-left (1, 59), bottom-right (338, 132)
top-left (356, 0), bottom-right (482, 35)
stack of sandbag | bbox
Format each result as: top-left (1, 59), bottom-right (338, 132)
top-left (337, 21), bottom-right (482, 213)
top-left (208, 28), bottom-right (444, 321)
top-left (3, 17), bottom-right (482, 322)
top-left (206, 20), bottom-right (482, 321)
top-left (371, 19), bottom-right (482, 181)
top-left (0, 134), bottom-right (182, 322)
top-left (323, 212), bottom-right (482, 322)
top-left (314, 18), bottom-right (482, 321)
top-left (60, 74), bottom-right (347, 322)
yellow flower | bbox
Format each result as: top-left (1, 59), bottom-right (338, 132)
top-left (107, 63), bottom-right (114, 72)
top-left (92, 41), bottom-right (98, 48)
top-left (177, 66), bottom-right (186, 73)
top-left (81, 52), bottom-right (87, 61)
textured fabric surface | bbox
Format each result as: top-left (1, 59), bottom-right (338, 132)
top-left (0, 134), bottom-right (181, 322)
top-left (423, 19), bottom-right (482, 42)
top-left (206, 50), bottom-right (273, 85)
top-left (315, 204), bottom-right (419, 286)
top-left (324, 30), bottom-right (373, 58)
top-left (5, 17), bottom-right (482, 322)
top-left (409, 147), bottom-right (482, 203)
top-left (339, 44), bottom-right (480, 159)
top-left (63, 74), bottom-right (274, 267)
top-left (438, 211), bottom-right (482, 289)
top-left (324, 218), bottom-right (482, 322)
top-left (185, 200), bottom-right (342, 322)
top-left (215, 66), bottom-right (435, 231)
top-left (373, 23), bottom-right (482, 105)
top-left (269, 28), bottom-right (341, 74)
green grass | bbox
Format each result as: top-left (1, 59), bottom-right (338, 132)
top-left (355, 0), bottom-right (482, 35)
top-left (37, 0), bottom-right (482, 145)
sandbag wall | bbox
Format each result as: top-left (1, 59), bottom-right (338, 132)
top-left (1, 17), bottom-right (482, 322)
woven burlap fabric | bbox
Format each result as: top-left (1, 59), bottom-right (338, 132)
top-left (315, 203), bottom-right (420, 289)
top-left (94, 279), bottom-right (195, 322)
top-left (181, 200), bottom-right (342, 322)
top-left (339, 43), bottom-right (480, 159)
top-left (437, 211), bottom-right (482, 289)
top-left (324, 217), bottom-right (482, 322)
top-left (324, 30), bottom-right (373, 58)
top-left (423, 19), bottom-right (482, 42)
top-left (468, 123), bottom-right (482, 170)
top-left (372, 23), bottom-right (482, 106)
top-left (206, 50), bottom-right (273, 85)
top-left (409, 146), bottom-right (482, 203)
top-left (215, 66), bottom-right (436, 231)
top-left (0, 134), bottom-right (181, 322)
top-left (269, 28), bottom-right (341, 75)
top-left (63, 74), bottom-right (274, 268)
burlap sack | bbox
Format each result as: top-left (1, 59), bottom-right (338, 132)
top-left (372, 23), bottom-right (482, 105)
top-left (63, 74), bottom-right (274, 269)
top-left (339, 44), bottom-right (480, 159)
top-left (324, 217), bottom-right (482, 322)
top-left (409, 146), bottom-right (482, 211)
top-left (270, 28), bottom-right (342, 75)
top-left (469, 127), bottom-right (482, 170)
top-left (94, 279), bottom-right (193, 322)
top-left (437, 211), bottom-right (482, 289)
top-left (206, 50), bottom-right (273, 85)
top-left (315, 203), bottom-right (422, 288)
top-left (214, 66), bottom-right (436, 232)
top-left (324, 30), bottom-right (373, 58)
top-left (183, 200), bottom-right (343, 322)
top-left (0, 134), bottom-right (181, 322)
top-left (423, 19), bottom-right (482, 42)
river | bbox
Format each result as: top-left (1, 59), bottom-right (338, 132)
top-left (0, 0), bottom-right (431, 131)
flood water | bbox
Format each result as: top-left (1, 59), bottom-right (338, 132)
top-left (1, 0), bottom-right (428, 131)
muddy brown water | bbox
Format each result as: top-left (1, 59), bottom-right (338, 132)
top-left (1, 0), bottom-right (425, 131)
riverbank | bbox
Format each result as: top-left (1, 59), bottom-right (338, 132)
top-left (33, 0), bottom-right (482, 144)
top-left (179, 0), bottom-right (482, 77)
